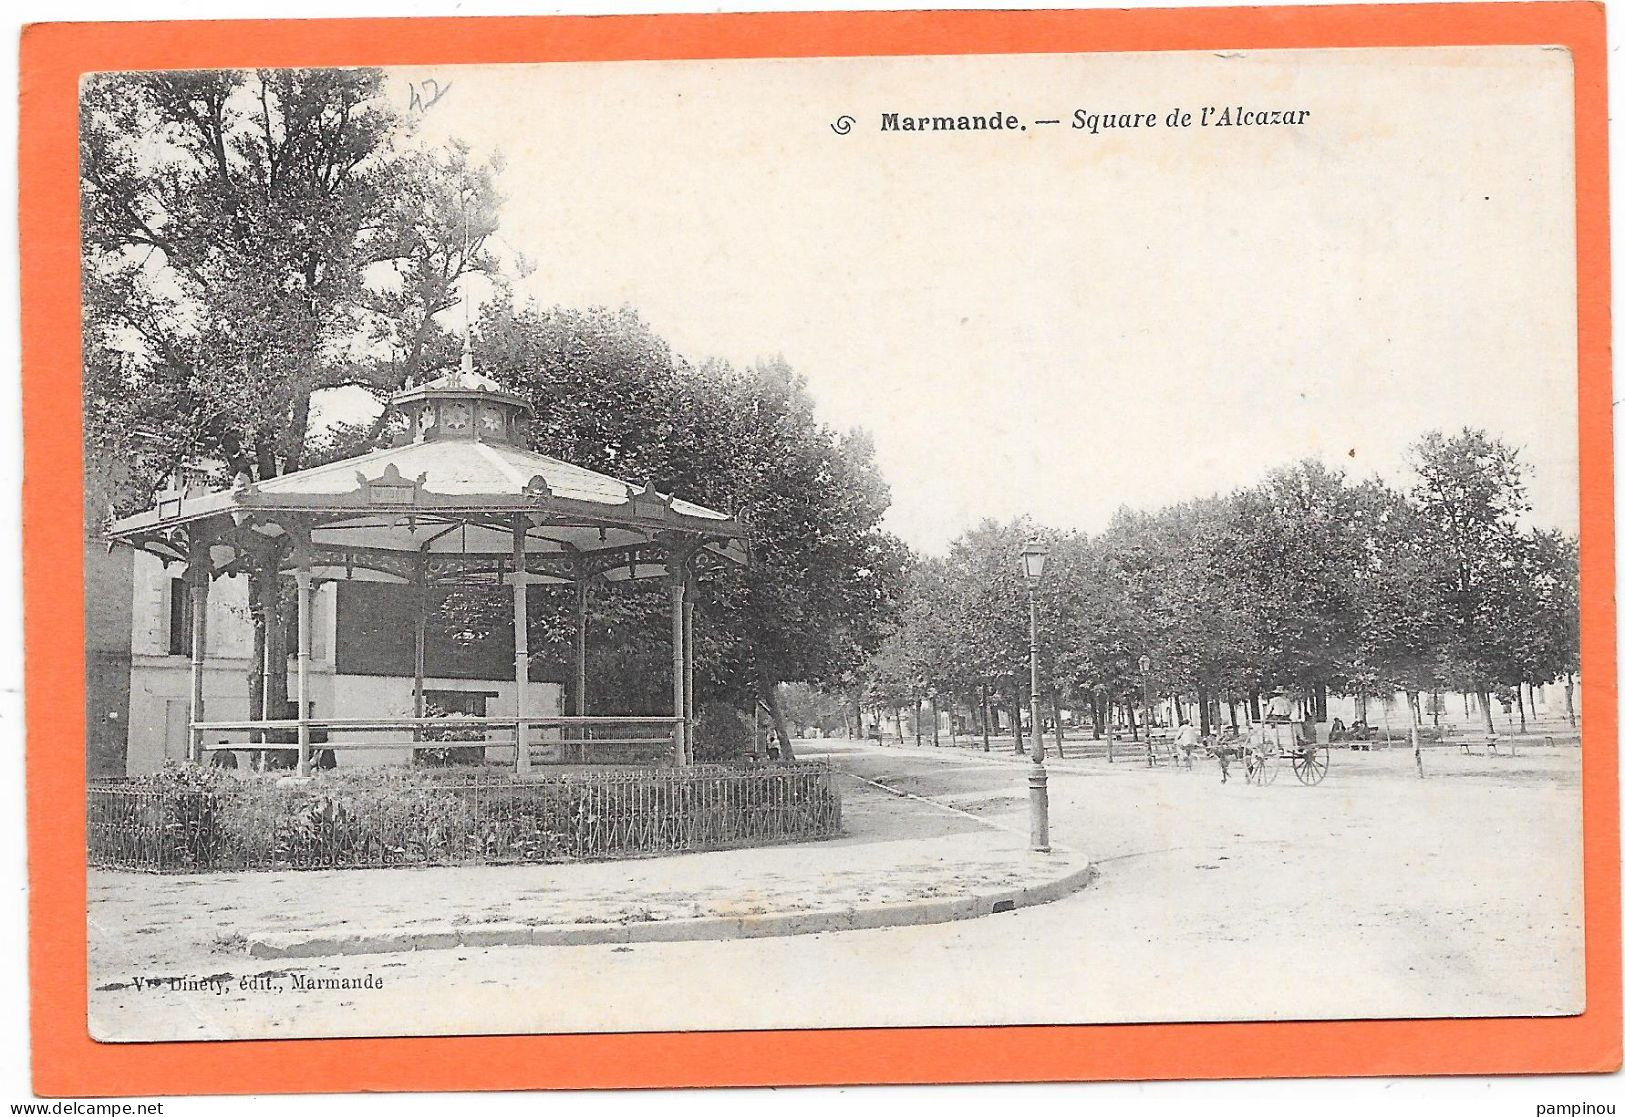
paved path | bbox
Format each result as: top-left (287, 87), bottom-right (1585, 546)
top-left (87, 739), bottom-right (1583, 1042)
top-left (89, 765), bottom-right (1086, 1036)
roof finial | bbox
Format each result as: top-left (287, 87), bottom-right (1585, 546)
top-left (453, 185), bottom-right (475, 387)
top-left (457, 323), bottom-right (474, 385)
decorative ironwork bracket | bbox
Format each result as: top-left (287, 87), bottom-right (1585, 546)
top-left (522, 474), bottom-right (554, 502)
top-left (355, 462), bottom-right (428, 505)
top-left (619, 480), bottom-right (676, 521)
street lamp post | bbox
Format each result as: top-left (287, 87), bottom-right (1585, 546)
top-left (1139, 653), bottom-right (1153, 768)
top-left (1020, 538), bottom-right (1051, 853)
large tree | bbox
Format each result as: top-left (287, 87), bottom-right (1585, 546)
top-left (1044, 532), bottom-right (1138, 738)
top-left (1406, 428), bottom-right (1532, 730)
top-left (1098, 499), bottom-right (1267, 732)
top-left (1492, 527), bottom-right (1580, 730)
top-left (1341, 478), bottom-right (1450, 724)
top-left (82, 67), bottom-right (502, 723)
top-left (473, 301), bottom-right (907, 758)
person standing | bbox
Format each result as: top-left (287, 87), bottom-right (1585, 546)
top-left (1174, 719), bottom-right (1199, 770)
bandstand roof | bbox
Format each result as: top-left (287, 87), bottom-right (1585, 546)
top-left (106, 368), bottom-right (747, 587)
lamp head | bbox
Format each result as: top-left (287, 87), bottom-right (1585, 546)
top-left (1138, 654), bottom-right (1152, 673)
top-left (1019, 538), bottom-right (1050, 584)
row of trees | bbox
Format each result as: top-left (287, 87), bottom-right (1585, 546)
top-left (858, 431), bottom-right (1579, 742)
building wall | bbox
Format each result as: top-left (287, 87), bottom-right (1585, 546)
top-left (127, 554), bottom-right (276, 775)
top-left (123, 552), bottom-right (562, 776)
top-left (128, 657), bottom-right (259, 775)
top-left (85, 543), bottom-right (134, 778)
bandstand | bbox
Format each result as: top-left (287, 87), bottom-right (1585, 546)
top-left (105, 353), bottom-right (747, 777)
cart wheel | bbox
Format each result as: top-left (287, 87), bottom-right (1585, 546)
top-left (1292, 746), bottom-right (1329, 785)
top-left (1255, 752), bottom-right (1278, 786)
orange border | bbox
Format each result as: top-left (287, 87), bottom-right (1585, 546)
top-left (21, 3), bottom-right (1618, 1095)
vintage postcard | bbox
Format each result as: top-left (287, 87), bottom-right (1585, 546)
top-left (22, 2), bottom-right (1617, 1095)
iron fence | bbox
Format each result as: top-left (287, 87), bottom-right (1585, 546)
top-left (87, 763), bottom-right (842, 873)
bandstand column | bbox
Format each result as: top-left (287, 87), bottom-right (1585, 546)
top-left (294, 561), bottom-right (314, 778)
top-left (683, 575), bottom-right (695, 724)
top-left (185, 562), bottom-right (211, 764)
top-left (670, 565), bottom-right (688, 766)
top-left (574, 573), bottom-right (588, 718)
top-left (258, 596), bottom-right (273, 751)
top-left (413, 556), bottom-right (428, 742)
top-left (251, 553), bottom-right (273, 753)
top-left (512, 519), bottom-right (532, 775)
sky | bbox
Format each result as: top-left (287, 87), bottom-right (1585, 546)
top-left (320, 46), bottom-right (1580, 553)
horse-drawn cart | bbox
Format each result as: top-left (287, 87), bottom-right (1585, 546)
top-left (1209, 721), bottom-right (1330, 786)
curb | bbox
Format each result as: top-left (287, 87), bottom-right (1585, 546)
top-left (244, 860), bottom-right (1096, 959)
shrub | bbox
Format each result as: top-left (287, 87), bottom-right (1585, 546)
top-left (415, 700), bottom-right (488, 766)
top-left (89, 760), bottom-right (841, 871)
top-left (692, 701), bottom-right (751, 763)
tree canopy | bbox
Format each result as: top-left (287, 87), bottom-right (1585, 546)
top-left (845, 429), bottom-right (1577, 740)
top-left (465, 300), bottom-right (909, 755)
top-left (82, 67), bottom-right (500, 516)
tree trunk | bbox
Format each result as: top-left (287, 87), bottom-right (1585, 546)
top-left (1479, 688), bottom-right (1495, 734)
top-left (980, 684), bottom-right (992, 753)
top-left (1126, 702), bottom-right (1139, 741)
top-left (1313, 680), bottom-right (1329, 723)
top-left (1089, 693), bottom-right (1102, 739)
top-left (1515, 684), bottom-right (1527, 734)
top-left (245, 560), bottom-right (291, 753)
top-left (1247, 689), bottom-right (1262, 722)
top-left (267, 575), bottom-right (291, 728)
top-left (930, 696), bottom-right (941, 746)
top-left (1050, 692), bottom-right (1065, 759)
top-left (893, 705), bottom-right (905, 746)
top-left (758, 673), bottom-right (796, 760)
top-left (1013, 687), bottom-right (1025, 755)
top-left (1196, 685), bottom-right (1212, 735)
top-left (913, 698), bottom-right (922, 746)
top-left (254, 433), bottom-right (278, 487)
top-left (1227, 697), bottom-right (1239, 731)
top-left (1565, 673), bottom-right (1576, 726)
top-left (282, 391), bottom-right (314, 475)
top-left (246, 564), bottom-right (272, 745)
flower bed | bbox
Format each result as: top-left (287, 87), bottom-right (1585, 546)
top-left (87, 761), bottom-right (842, 872)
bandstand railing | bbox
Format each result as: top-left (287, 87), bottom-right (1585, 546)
top-left (191, 715), bottom-right (685, 769)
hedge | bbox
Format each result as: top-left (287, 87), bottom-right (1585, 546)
top-left (87, 760), bottom-right (842, 872)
